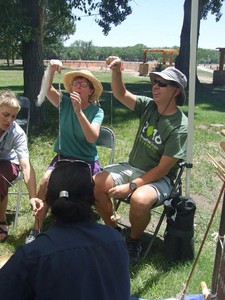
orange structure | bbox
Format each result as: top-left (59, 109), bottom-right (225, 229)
top-left (143, 48), bottom-right (179, 65)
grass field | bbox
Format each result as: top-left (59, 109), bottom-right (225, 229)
top-left (0, 63), bottom-right (225, 299)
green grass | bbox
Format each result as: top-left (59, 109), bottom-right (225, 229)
top-left (0, 64), bottom-right (225, 299)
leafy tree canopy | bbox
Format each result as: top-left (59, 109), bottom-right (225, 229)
top-left (0, 0), bottom-right (224, 127)
top-left (70, 0), bottom-right (132, 34)
top-left (201, 0), bottom-right (224, 21)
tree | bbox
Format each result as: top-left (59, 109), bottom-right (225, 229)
top-left (1, 0), bottom-right (223, 127)
top-left (175, 0), bottom-right (224, 82)
top-left (0, 0), bottom-right (132, 128)
top-left (21, 0), bottom-right (77, 126)
top-left (71, 40), bottom-right (96, 60)
top-left (0, 1), bottom-right (28, 65)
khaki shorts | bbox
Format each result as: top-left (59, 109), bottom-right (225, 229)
top-left (104, 162), bottom-right (172, 206)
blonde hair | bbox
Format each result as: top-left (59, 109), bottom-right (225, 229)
top-left (0, 91), bottom-right (21, 111)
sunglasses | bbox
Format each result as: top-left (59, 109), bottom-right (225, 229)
top-left (72, 80), bottom-right (89, 88)
top-left (153, 79), bottom-right (177, 88)
top-left (55, 159), bottom-right (91, 171)
top-left (54, 159), bottom-right (93, 182)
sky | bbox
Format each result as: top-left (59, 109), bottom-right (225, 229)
top-left (64, 0), bottom-right (225, 50)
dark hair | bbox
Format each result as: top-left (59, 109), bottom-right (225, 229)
top-left (45, 160), bottom-right (95, 224)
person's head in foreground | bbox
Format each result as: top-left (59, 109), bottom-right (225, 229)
top-left (46, 159), bottom-right (95, 224)
top-left (149, 66), bottom-right (187, 106)
top-left (0, 159), bottom-right (130, 300)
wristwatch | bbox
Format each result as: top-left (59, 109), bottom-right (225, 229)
top-left (129, 182), bottom-right (137, 192)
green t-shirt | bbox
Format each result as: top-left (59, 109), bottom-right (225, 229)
top-left (54, 94), bottom-right (104, 161)
top-left (128, 96), bottom-right (188, 181)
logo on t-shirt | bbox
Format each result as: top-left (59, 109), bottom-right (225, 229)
top-left (140, 122), bottom-right (162, 152)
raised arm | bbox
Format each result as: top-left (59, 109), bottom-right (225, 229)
top-left (106, 56), bottom-right (136, 111)
top-left (45, 60), bottom-right (63, 107)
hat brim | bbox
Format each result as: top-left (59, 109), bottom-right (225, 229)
top-left (63, 70), bottom-right (103, 102)
top-left (150, 72), bottom-right (186, 106)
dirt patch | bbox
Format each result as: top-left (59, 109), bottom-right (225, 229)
top-left (192, 193), bottom-right (217, 212)
top-left (58, 60), bottom-right (215, 83)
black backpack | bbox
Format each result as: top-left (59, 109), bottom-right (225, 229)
top-left (164, 196), bottom-right (196, 262)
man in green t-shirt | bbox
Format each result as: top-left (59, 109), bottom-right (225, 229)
top-left (94, 56), bottom-right (188, 265)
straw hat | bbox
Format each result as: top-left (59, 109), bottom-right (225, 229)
top-left (63, 70), bottom-right (103, 102)
top-left (150, 67), bottom-right (187, 106)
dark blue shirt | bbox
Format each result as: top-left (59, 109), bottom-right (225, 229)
top-left (0, 222), bottom-right (130, 300)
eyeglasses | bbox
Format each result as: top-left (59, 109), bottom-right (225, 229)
top-left (54, 159), bottom-right (93, 182)
top-left (55, 159), bottom-right (91, 171)
top-left (153, 79), bottom-right (177, 88)
top-left (72, 80), bottom-right (89, 88)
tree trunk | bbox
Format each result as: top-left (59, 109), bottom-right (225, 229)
top-left (175, 0), bottom-right (203, 84)
top-left (6, 40), bottom-right (10, 67)
top-left (21, 0), bottom-right (45, 128)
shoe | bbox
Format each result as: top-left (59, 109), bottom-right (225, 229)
top-left (221, 141), bottom-right (225, 151)
top-left (92, 210), bottom-right (101, 222)
top-left (25, 229), bottom-right (40, 244)
top-left (115, 225), bottom-right (122, 233)
top-left (126, 236), bottom-right (142, 265)
top-left (0, 221), bottom-right (8, 243)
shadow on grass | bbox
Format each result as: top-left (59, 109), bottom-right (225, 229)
top-left (41, 82), bottom-right (224, 136)
top-left (2, 69), bottom-right (224, 135)
top-left (193, 83), bottom-right (225, 112)
top-left (123, 226), bottom-right (195, 298)
top-left (2, 228), bottom-right (30, 251)
top-left (0, 85), bottom-right (24, 95)
top-left (130, 244), bottom-right (194, 298)
top-left (0, 64), bottom-right (23, 71)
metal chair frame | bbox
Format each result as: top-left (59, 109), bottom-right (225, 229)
top-left (8, 96), bottom-right (30, 230)
top-left (96, 127), bottom-right (187, 259)
top-left (96, 126), bottom-right (115, 165)
top-left (114, 161), bottom-right (187, 259)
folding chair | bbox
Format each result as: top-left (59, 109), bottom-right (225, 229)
top-left (7, 96), bottom-right (30, 230)
top-left (16, 96), bottom-right (31, 136)
top-left (91, 126), bottom-right (115, 221)
top-left (96, 126), bottom-right (115, 165)
top-left (113, 160), bottom-right (187, 259)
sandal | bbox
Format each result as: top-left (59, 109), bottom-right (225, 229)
top-left (0, 221), bottom-right (8, 243)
